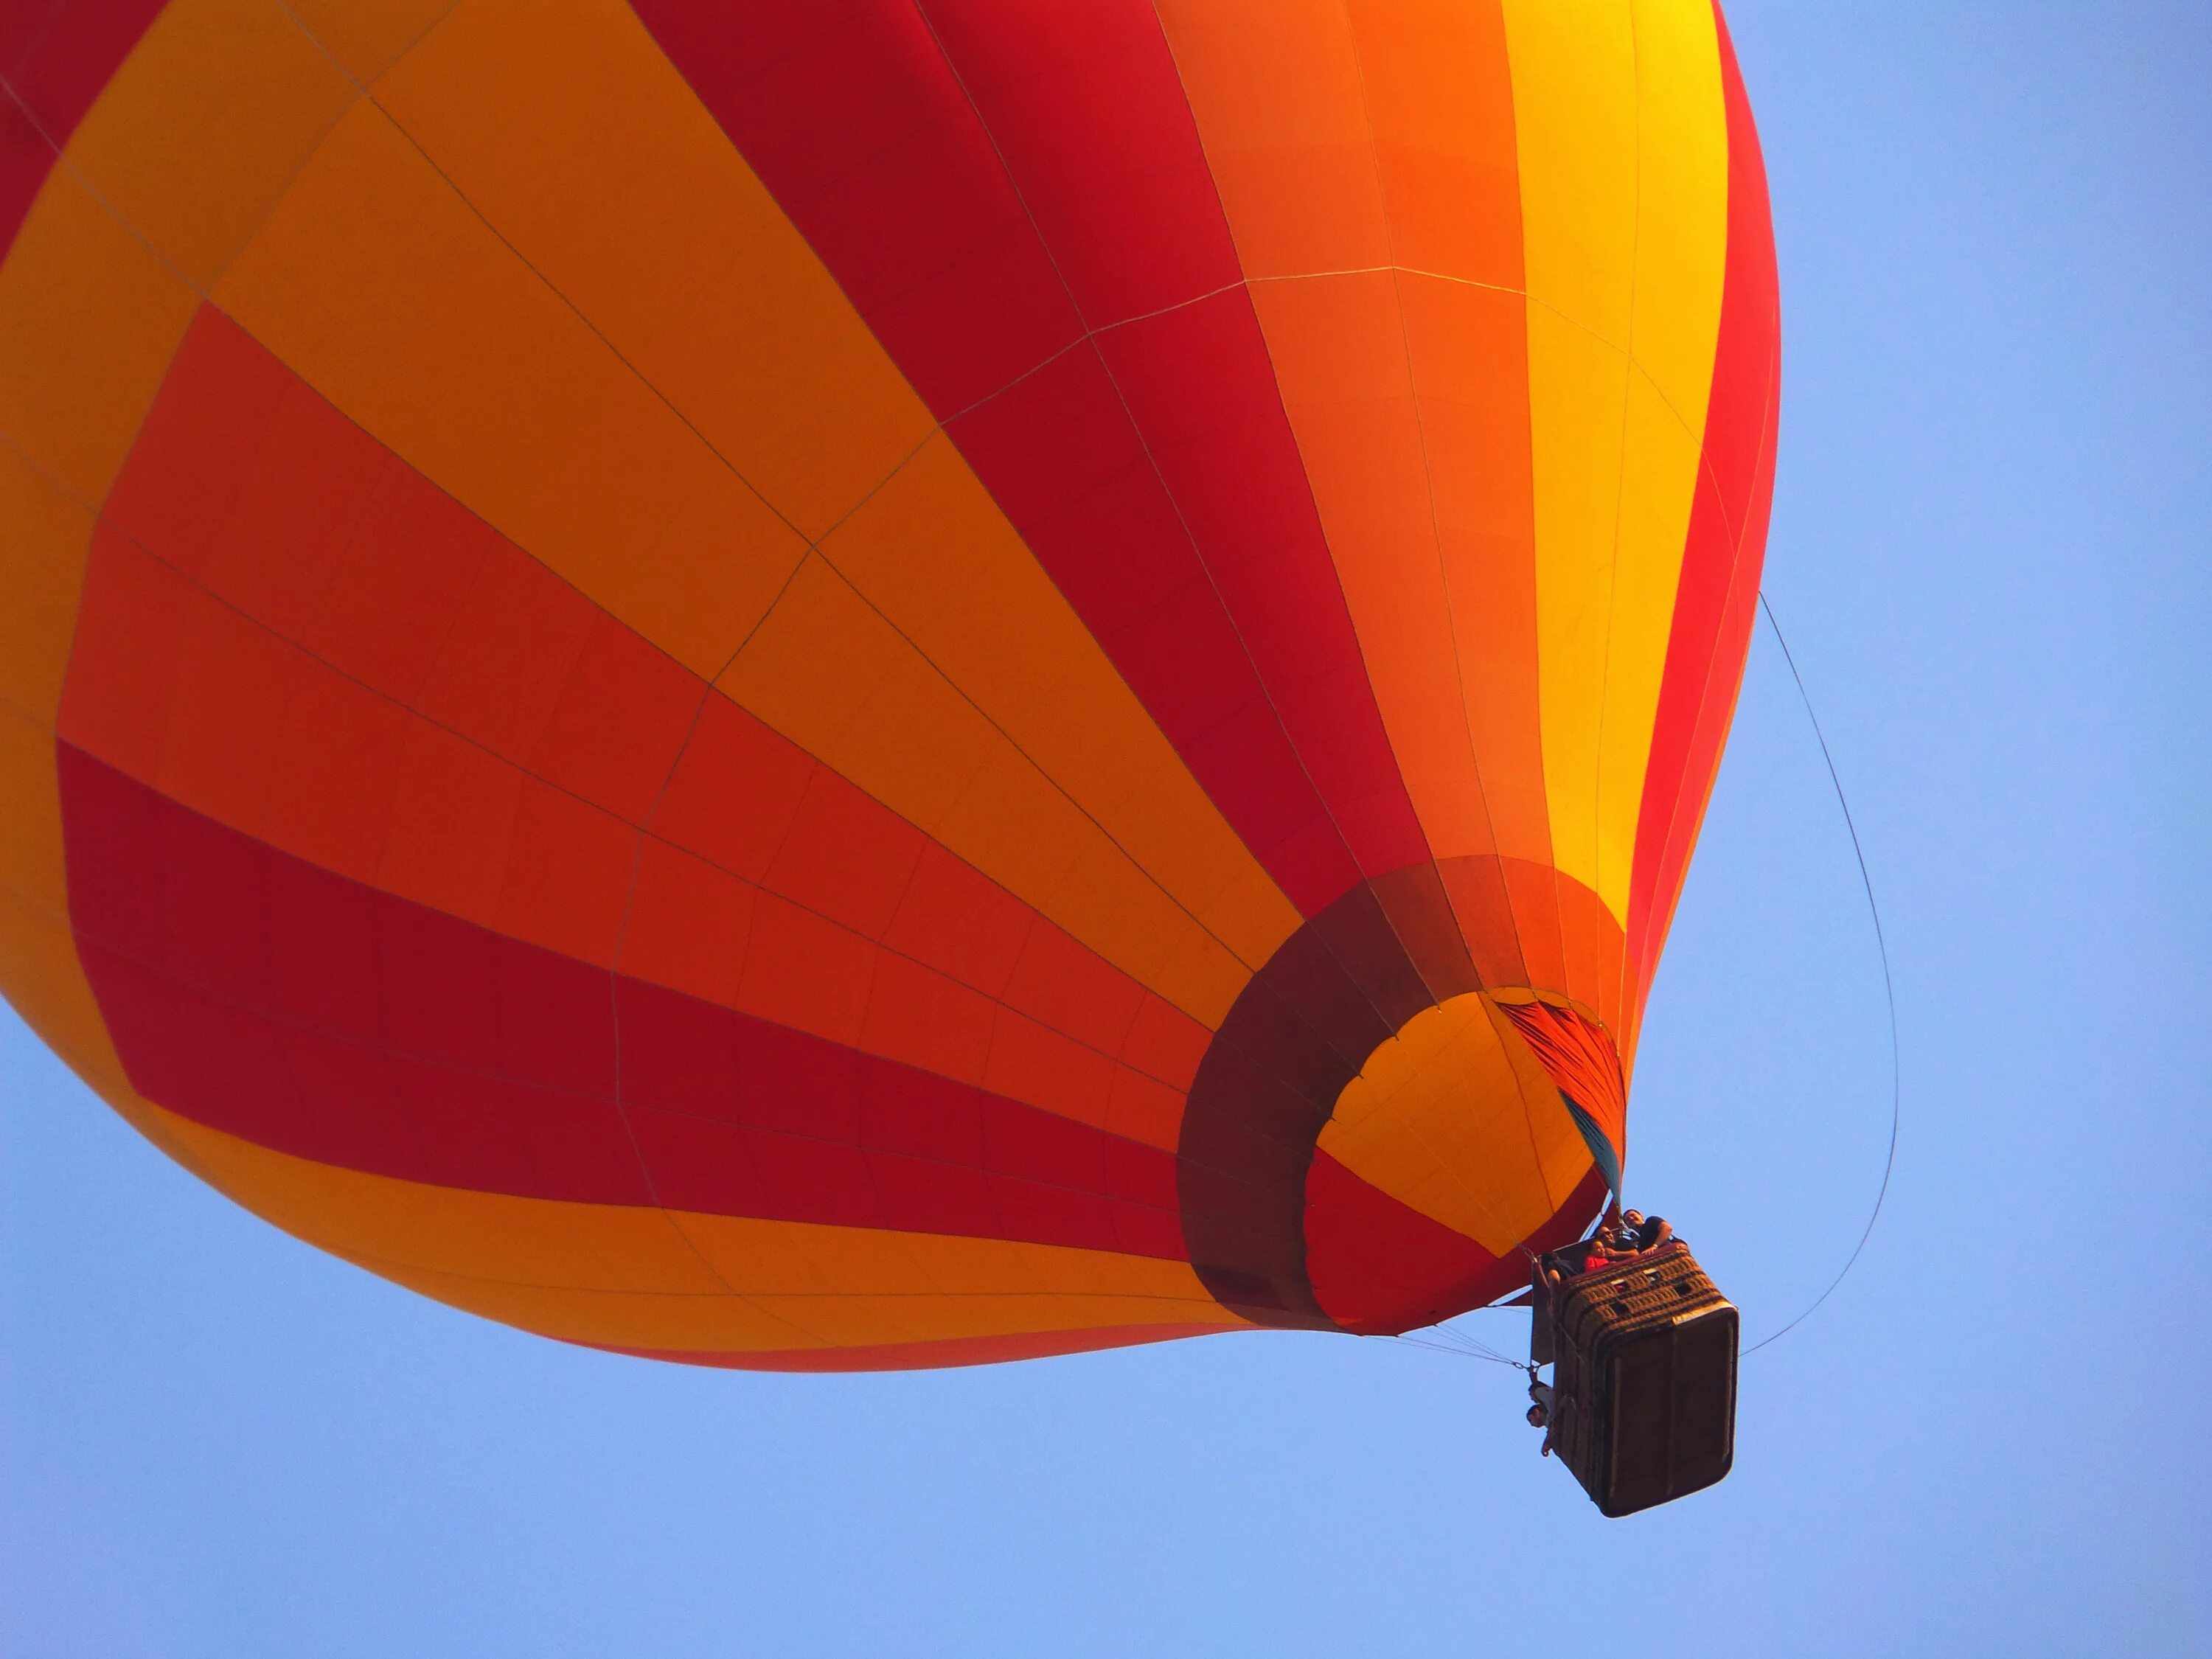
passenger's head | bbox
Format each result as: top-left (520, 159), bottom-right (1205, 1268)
top-left (1526, 1403), bottom-right (1548, 1427)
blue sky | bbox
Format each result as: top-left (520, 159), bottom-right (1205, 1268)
top-left (4, 6), bottom-right (2206, 1655)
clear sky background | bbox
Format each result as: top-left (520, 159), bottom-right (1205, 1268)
top-left (4, 6), bottom-right (2207, 1655)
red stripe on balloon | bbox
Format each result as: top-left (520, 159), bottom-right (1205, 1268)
top-left (1623, 7), bottom-right (1781, 1025)
top-left (58, 745), bottom-right (1189, 1260)
top-left (631, 0), bottom-right (1430, 917)
top-left (0, 0), bottom-right (167, 252)
top-left (1303, 1148), bottom-right (1512, 1335)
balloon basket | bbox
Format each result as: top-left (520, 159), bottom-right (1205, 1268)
top-left (1529, 1239), bottom-right (1739, 1517)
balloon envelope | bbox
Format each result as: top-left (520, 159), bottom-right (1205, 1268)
top-left (0, 0), bottom-right (1777, 1368)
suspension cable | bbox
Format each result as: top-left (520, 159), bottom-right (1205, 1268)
top-left (1740, 590), bottom-right (1901, 1354)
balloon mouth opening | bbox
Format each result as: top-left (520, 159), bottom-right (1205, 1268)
top-left (1175, 858), bottom-right (1630, 1335)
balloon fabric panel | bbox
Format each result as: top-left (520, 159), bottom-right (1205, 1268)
top-left (0, 0), bottom-right (1777, 1368)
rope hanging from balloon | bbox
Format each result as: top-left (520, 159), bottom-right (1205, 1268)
top-left (1394, 588), bottom-right (1901, 1369)
top-left (1739, 590), bottom-right (1900, 1355)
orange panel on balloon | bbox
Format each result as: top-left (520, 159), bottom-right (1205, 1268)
top-left (1394, 274), bottom-right (1551, 869)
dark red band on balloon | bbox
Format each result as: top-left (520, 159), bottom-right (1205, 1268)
top-left (58, 745), bottom-right (1186, 1260)
top-left (632, 0), bottom-right (1431, 917)
top-left (0, 0), bottom-right (167, 252)
top-left (1624, 6), bottom-right (1781, 1029)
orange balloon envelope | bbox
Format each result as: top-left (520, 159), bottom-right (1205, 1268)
top-left (0, 0), bottom-right (1776, 1368)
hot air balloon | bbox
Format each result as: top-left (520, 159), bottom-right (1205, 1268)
top-left (0, 0), bottom-right (1777, 1380)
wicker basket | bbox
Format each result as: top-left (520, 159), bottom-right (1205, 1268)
top-left (1532, 1238), bottom-right (1738, 1517)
